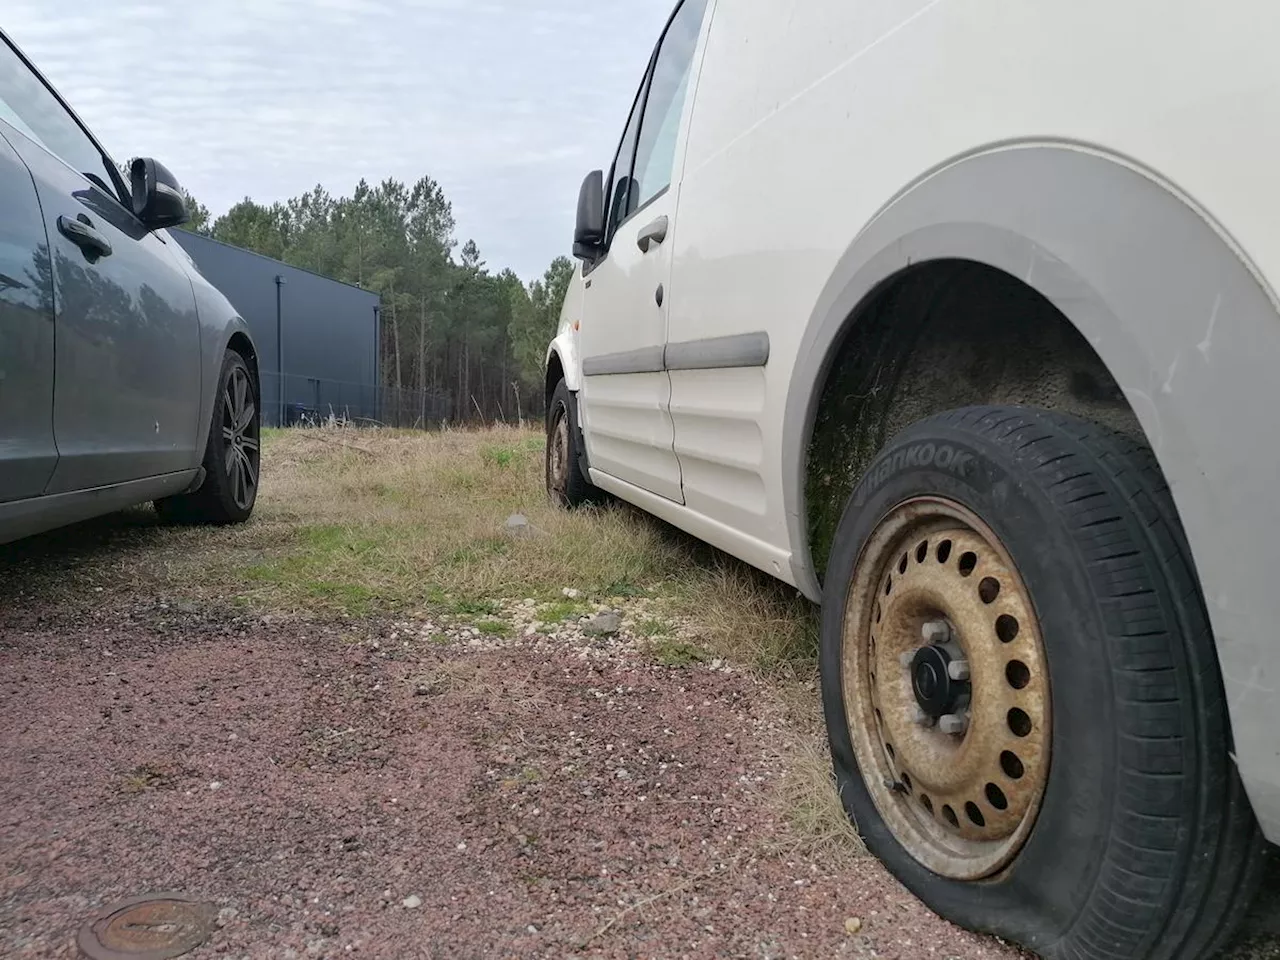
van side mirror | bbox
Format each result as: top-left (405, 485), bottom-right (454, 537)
top-left (129, 157), bottom-right (189, 229)
top-left (573, 169), bottom-right (604, 261)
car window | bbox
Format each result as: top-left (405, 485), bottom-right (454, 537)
top-left (0, 39), bottom-right (123, 199)
top-left (631, 0), bottom-right (709, 211)
top-left (605, 79), bottom-right (647, 244)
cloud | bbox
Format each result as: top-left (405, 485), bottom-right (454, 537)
top-left (4, 0), bottom-right (672, 280)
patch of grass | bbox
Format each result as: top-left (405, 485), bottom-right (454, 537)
top-left (414, 660), bottom-right (485, 697)
top-left (670, 562), bottom-right (820, 677)
top-left (450, 597), bottom-right (499, 617)
top-left (474, 618), bottom-right (512, 637)
top-left (773, 734), bottom-right (866, 863)
top-left (601, 579), bottom-right (647, 598)
top-left (440, 466), bottom-right (482, 492)
top-left (121, 761), bottom-right (186, 794)
top-left (481, 443), bottom-right (535, 469)
top-left (300, 580), bottom-right (378, 611)
top-left (646, 637), bottom-right (711, 668)
top-left (445, 538), bottom-right (509, 566)
top-left (212, 426), bottom-right (692, 620)
top-left (537, 600), bottom-right (587, 623)
top-left (238, 522), bottom-right (392, 614)
top-left (636, 617), bottom-right (673, 638)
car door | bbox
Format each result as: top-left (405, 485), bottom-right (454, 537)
top-left (0, 36), bottom-right (201, 494)
top-left (0, 126), bottom-right (57, 501)
top-left (578, 0), bottom-right (711, 503)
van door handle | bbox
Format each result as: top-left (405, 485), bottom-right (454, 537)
top-left (636, 216), bottom-right (669, 253)
top-left (58, 213), bottom-right (112, 259)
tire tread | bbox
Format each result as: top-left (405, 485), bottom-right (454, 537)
top-left (941, 406), bottom-right (1262, 960)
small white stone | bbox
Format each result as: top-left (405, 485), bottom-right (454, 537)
top-left (209, 781), bottom-right (222, 790)
top-left (401, 895), bottom-right (422, 910)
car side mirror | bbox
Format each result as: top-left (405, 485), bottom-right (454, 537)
top-left (573, 169), bottom-right (604, 261)
top-left (129, 157), bottom-right (189, 229)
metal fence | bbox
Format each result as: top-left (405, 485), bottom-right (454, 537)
top-left (258, 372), bottom-right (457, 428)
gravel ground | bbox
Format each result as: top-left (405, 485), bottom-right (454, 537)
top-left (2, 594), bottom-right (1277, 958)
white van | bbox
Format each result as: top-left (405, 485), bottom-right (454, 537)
top-left (544, 2), bottom-right (1277, 956)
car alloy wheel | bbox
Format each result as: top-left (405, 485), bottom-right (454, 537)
top-left (221, 363), bottom-right (259, 511)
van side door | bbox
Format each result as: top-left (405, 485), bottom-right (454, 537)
top-left (577, 0), bottom-right (711, 503)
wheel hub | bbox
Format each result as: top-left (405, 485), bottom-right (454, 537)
top-left (548, 408), bottom-right (569, 498)
top-left (842, 497), bottom-right (1051, 880)
top-left (910, 643), bottom-right (966, 717)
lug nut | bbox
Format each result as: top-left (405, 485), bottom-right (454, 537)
top-left (947, 658), bottom-right (971, 681)
top-left (921, 620), bottom-right (951, 645)
top-left (939, 712), bottom-right (969, 735)
top-left (899, 651), bottom-right (915, 668)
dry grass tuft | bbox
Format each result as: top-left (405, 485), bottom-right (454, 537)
top-left (771, 733), bottom-right (867, 863)
top-left (120, 761), bottom-right (188, 794)
top-left (644, 636), bottom-right (712, 668)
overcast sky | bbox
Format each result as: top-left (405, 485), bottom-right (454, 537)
top-left (4, 1), bottom-right (671, 280)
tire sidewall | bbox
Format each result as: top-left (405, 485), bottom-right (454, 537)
top-left (205, 352), bottom-right (259, 522)
top-left (820, 421), bottom-right (1116, 945)
top-left (546, 378), bottom-right (597, 507)
top-left (546, 389), bottom-right (571, 504)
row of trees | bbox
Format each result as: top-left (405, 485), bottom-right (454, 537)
top-left (180, 178), bottom-right (574, 423)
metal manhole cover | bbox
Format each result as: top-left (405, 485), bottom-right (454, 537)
top-left (77, 894), bottom-right (218, 960)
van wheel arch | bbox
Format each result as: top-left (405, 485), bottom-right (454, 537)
top-left (789, 143), bottom-right (1280, 848)
top-left (545, 351), bottom-right (566, 413)
top-left (785, 145), bottom-right (1279, 605)
top-left (799, 256), bottom-right (1142, 586)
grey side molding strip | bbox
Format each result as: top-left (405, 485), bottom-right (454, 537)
top-left (582, 345), bottom-right (666, 376)
top-left (665, 332), bottom-right (770, 371)
top-left (583, 332), bottom-right (771, 377)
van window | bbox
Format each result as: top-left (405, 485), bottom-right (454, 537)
top-left (606, 81), bottom-right (646, 242)
top-left (631, 0), bottom-right (709, 211)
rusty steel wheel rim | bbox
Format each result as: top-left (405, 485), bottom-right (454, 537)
top-left (842, 497), bottom-right (1050, 880)
top-left (548, 405), bottom-right (570, 500)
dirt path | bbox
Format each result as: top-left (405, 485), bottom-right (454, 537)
top-left (1, 600), bottom-right (1021, 960)
top-left (0, 433), bottom-right (1275, 960)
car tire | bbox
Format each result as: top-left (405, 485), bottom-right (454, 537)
top-left (819, 405), bottom-right (1264, 960)
top-left (545, 378), bottom-right (601, 508)
top-left (155, 349), bottom-right (261, 525)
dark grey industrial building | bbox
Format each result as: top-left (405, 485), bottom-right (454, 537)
top-left (173, 231), bottom-right (381, 427)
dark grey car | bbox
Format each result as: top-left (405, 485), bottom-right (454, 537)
top-left (0, 31), bottom-right (260, 542)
